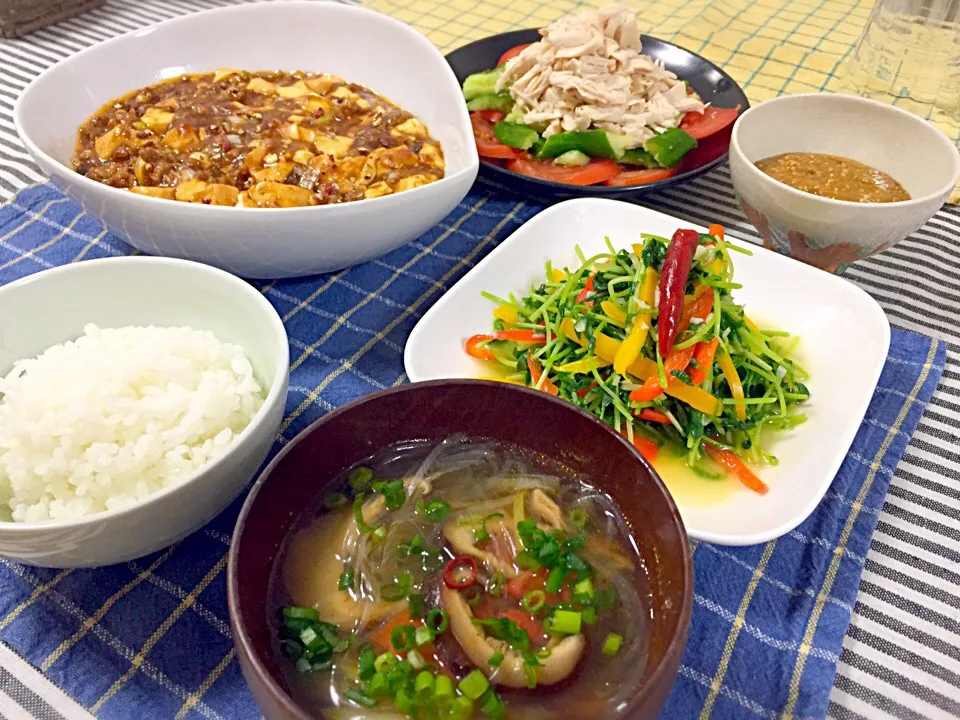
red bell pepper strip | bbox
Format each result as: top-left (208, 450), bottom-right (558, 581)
top-left (526, 355), bottom-right (559, 396)
top-left (678, 285), bottom-right (715, 337)
top-left (576, 274), bottom-right (596, 304)
top-left (628, 345), bottom-right (696, 403)
top-left (689, 337), bottom-right (720, 385)
top-left (576, 382), bottom-right (598, 398)
top-left (622, 428), bottom-right (659, 463)
top-left (657, 229), bottom-right (701, 356)
top-left (636, 408), bottom-right (671, 424)
top-left (704, 443), bottom-right (768, 495)
top-left (465, 330), bottom-right (547, 360)
top-left (443, 555), bottom-right (479, 589)
top-left (708, 224), bottom-right (724, 241)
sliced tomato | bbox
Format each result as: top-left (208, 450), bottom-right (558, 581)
top-left (474, 109), bottom-right (506, 124)
top-left (470, 112), bottom-right (519, 160)
top-left (506, 157), bottom-right (621, 186)
top-left (679, 105), bottom-right (741, 141)
top-left (603, 167), bottom-right (677, 187)
top-left (502, 609), bottom-right (547, 647)
top-left (497, 43), bottom-right (532, 66)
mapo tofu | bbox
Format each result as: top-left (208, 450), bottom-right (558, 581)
top-left (73, 70), bottom-right (445, 207)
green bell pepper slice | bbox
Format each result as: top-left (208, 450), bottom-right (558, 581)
top-left (536, 131), bottom-right (633, 160)
top-left (642, 128), bottom-right (697, 168)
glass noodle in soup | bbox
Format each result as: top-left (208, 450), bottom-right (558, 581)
top-left (268, 437), bottom-right (651, 719)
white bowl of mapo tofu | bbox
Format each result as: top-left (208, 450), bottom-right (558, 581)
top-left (14, 2), bottom-right (479, 278)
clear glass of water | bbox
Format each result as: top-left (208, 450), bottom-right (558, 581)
top-left (843, 0), bottom-right (960, 122)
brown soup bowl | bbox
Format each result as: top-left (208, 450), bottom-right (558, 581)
top-left (227, 380), bottom-right (693, 719)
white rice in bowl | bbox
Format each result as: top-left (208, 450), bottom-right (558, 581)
top-left (0, 324), bottom-right (265, 523)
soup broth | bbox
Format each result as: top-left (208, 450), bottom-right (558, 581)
top-left (268, 437), bottom-right (651, 719)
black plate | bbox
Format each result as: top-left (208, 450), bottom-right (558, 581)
top-left (446, 29), bottom-right (750, 202)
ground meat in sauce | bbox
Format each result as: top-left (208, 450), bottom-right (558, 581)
top-left (754, 152), bottom-right (910, 203)
top-left (72, 69), bottom-right (445, 207)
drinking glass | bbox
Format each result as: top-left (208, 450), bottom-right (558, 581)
top-left (843, 0), bottom-right (960, 121)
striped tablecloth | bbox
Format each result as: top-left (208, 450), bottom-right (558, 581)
top-left (1, 1), bottom-right (960, 719)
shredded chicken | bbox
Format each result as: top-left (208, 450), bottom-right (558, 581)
top-left (497, 3), bottom-right (704, 147)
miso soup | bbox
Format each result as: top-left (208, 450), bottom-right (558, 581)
top-left (268, 436), bottom-right (652, 718)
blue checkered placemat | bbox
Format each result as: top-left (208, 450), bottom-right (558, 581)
top-left (0, 182), bottom-right (946, 719)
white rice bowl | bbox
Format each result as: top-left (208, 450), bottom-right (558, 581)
top-left (0, 323), bottom-right (265, 523)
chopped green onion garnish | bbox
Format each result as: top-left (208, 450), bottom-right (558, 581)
top-left (414, 625), bottom-right (434, 647)
top-left (569, 507), bottom-right (589, 529)
top-left (324, 492), bottom-right (347, 509)
top-left (407, 593), bottom-right (426, 619)
top-left (414, 669), bottom-right (434, 698)
top-left (551, 610), bottom-right (582, 635)
top-left (371, 525), bottom-right (388, 544)
top-left (574, 578), bottom-right (594, 597)
top-left (282, 607), bottom-right (320, 622)
top-left (488, 651), bottom-right (504, 667)
top-left (358, 645), bottom-right (376, 681)
top-left (407, 649), bottom-right (426, 670)
top-left (338, 570), bottom-right (355, 592)
top-left (380, 581), bottom-right (408, 602)
top-left (481, 689), bottom-right (506, 719)
top-left (348, 466), bottom-right (373, 492)
top-left (418, 499), bottom-right (451, 522)
top-left (435, 673), bottom-right (454, 699)
top-left (427, 608), bottom-right (449, 634)
top-left (581, 606), bottom-right (597, 624)
top-left (343, 687), bottom-right (376, 707)
top-left (394, 688), bottom-right (415, 713)
top-left (374, 652), bottom-right (396, 673)
top-left (523, 662), bottom-right (537, 689)
top-left (603, 632), bottom-right (623, 656)
top-left (390, 624), bottom-right (416, 652)
top-left (463, 585), bottom-right (483, 606)
top-left (421, 550), bottom-right (445, 573)
top-left (487, 570), bottom-right (505, 597)
top-left (521, 590), bottom-right (546, 613)
top-left (352, 492), bottom-right (375, 533)
top-left (458, 669), bottom-right (490, 700)
top-left (545, 566), bottom-right (566, 594)
top-left (453, 696), bottom-right (474, 717)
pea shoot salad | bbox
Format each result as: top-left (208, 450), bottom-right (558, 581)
top-left (465, 225), bottom-right (810, 495)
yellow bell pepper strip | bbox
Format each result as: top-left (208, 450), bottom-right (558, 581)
top-left (526, 355), bottom-right (558, 396)
top-left (478, 376), bottom-right (526, 386)
top-left (704, 443), bottom-right (768, 495)
top-left (743, 315), bottom-right (761, 333)
top-left (550, 268), bottom-right (566, 283)
top-left (466, 330), bottom-right (546, 361)
top-left (493, 304), bottom-right (519, 325)
top-left (600, 300), bottom-right (627, 325)
top-left (561, 318), bottom-right (721, 415)
top-left (718, 348), bottom-right (747, 420)
top-left (613, 267), bottom-right (658, 375)
top-left (689, 337), bottom-right (720, 385)
top-left (556, 357), bottom-right (612, 374)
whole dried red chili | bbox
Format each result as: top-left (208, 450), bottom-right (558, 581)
top-left (443, 555), bottom-right (478, 590)
top-left (657, 228), bottom-right (701, 356)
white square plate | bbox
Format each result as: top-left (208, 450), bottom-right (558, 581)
top-left (404, 199), bottom-right (890, 545)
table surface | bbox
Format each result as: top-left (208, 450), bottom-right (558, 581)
top-left (1, 1), bottom-right (960, 719)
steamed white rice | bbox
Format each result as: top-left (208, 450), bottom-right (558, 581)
top-left (0, 323), bottom-right (265, 523)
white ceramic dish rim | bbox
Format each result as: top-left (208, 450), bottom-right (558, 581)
top-left (11, 1), bottom-right (476, 215)
top-left (404, 198), bottom-right (891, 545)
top-left (0, 256), bottom-right (289, 531)
top-left (731, 92), bottom-right (960, 208)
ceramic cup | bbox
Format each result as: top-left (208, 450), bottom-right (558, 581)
top-left (728, 92), bottom-right (960, 273)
